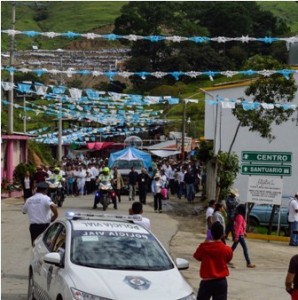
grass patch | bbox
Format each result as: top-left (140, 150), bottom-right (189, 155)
top-left (253, 225), bottom-right (289, 237)
top-left (257, 1), bottom-right (298, 33)
top-left (1, 1), bottom-right (127, 50)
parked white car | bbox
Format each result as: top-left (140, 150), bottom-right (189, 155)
top-left (28, 212), bottom-right (195, 300)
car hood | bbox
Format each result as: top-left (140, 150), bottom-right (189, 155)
top-left (69, 264), bottom-right (193, 299)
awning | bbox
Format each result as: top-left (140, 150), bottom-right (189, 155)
top-left (86, 142), bottom-right (114, 150)
top-left (150, 150), bottom-right (181, 158)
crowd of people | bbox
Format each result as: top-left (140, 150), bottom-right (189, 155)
top-left (22, 154), bottom-right (204, 206)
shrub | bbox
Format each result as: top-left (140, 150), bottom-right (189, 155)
top-left (13, 163), bottom-right (36, 184)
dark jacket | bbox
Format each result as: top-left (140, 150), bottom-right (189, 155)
top-left (128, 170), bottom-right (138, 185)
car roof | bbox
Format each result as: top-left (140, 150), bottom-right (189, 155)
top-left (65, 212), bottom-right (149, 233)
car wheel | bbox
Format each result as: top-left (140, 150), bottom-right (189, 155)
top-left (28, 270), bottom-right (36, 300)
top-left (247, 217), bottom-right (258, 233)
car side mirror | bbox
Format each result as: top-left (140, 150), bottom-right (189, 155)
top-left (176, 258), bottom-right (189, 270)
top-left (44, 252), bottom-right (62, 267)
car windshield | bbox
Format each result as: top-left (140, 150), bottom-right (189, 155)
top-left (70, 226), bottom-right (174, 271)
top-left (113, 160), bottom-right (144, 169)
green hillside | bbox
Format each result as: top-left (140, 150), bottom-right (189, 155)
top-left (1, 1), bottom-right (127, 50)
top-left (258, 1), bottom-right (298, 33)
top-left (1, 1), bottom-right (298, 51)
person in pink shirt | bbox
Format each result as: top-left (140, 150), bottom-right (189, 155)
top-left (231, 204), bottom-right (256, 268)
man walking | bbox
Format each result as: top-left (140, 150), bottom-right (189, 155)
top-left (225, 188), bottom-right (239, 239)
top-left (184, 167), bottom-right (196, 202)
top-left (128, 167), bottom-right (138, 201)
top-left (137, 168), bottom-right (150, 204)
top-left (22, 182), bottom-right (58, 246)
top-left (288, 192), bottom-right (298, 246)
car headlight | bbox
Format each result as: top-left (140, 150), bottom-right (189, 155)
top-left (178, 293), bottom-right (196, 300)
top-left (71, 287), bottom-right (112, 300)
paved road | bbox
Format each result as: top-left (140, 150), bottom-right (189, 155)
top-left (1, 193), bottom-right (296, 300)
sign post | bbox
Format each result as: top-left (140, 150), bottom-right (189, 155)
top-left (241, 151), bottom-right (292, 236)
top-left (247, 176), bottom-right (283, 205)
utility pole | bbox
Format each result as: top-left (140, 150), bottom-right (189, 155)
top-left (181, 100), bottom-right (186, 161)
top-left (8, 2), bottom-right (16, 134)
top-left (57, 51), bottom-right (63, 162)
top-left (181, 99), bottom-right (198, 161)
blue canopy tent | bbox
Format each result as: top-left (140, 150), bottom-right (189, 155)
top-left (108, 146), bottom-right (152, 170)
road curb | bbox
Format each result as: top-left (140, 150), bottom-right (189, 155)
top-left (247, 232), bottom-right (289, 242)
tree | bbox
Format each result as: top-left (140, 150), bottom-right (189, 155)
top-left (232, 55), bottom-right (297, 143)
top-left (216, 151), bottom-right (240, 201)
top-left (114, 2), bottom-right (290, 92)
top-left (228, 55), bottom-right (297, 235)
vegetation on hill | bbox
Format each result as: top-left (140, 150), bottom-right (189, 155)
top-left (258, 1), bottom-right (298, 33)
top-left (1, 1), bottom-right (127, 50)
top-left (1, 1), bottom-right (297, 141)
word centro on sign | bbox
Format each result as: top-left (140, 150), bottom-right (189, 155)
top-left (257, 154), bottom-right (288, 162)
top-left (241, 151), bottom-right (292, 163)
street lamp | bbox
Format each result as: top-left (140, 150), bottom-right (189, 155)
top-left (187, 117), bottom-right (191, 135)
top-left (8, 2), bottom-right (16, 134)
top-left (18, 112), bottom-right (31, 133)
top-left (56, 48), bottom-right (64, 162)
top-left (16, 83), bottom-right (34, 133)
top-left (181, 99), bottom-right (198, 161)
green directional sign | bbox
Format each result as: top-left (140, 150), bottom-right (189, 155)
top-left (241, 164), bottom-right (292, 176)
top-left (242, 151), bottom-right (292, 163)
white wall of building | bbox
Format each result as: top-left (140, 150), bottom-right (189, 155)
top-left (204, 74), bottom-right (298, 200)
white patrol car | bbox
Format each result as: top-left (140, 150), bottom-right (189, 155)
top-left (28, 212), bottom-right (196, 300)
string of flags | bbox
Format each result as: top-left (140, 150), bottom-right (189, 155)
top-left (25, 124), bottom-right (165, 145)
top-left (2, 27), bottom-right (297, 146)
top-left (2, 83), bottom-right (295, 129)
top-left (3, 81), bottom-right (296, 111)
top-left (2, 29), bottom-right (298, 44)
top-left (2, 66), bottom-right (297, 81)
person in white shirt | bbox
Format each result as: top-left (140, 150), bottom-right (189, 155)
top-left (206, 200), bottom-right (216, 241)
top-left (89, 163), bottom-right (99, 192)
top-left (76, 165), bottom-right (86, 196)
top-left (164, 163), bottom-right (175, 195)
top-left (22, 182), bottom-right (58, 246)
top-left (129, 201), bottom-right (151, 230)
top-left (178, 167), bottom-right (186, 199)
top-left (288, 193), bottom-right (298, 246)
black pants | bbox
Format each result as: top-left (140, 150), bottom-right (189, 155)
top-left (90, 179), bottom-right (96, 193)
top-left (29, 223), bottom-right (50, 246)
top-left (225, 217), bottom-right (235, 239)
top-left (113, 187), bottom-right (122, 203)
top-left (197, 278), bottom-right (227, 300)
top-left (85, 181), bottom-right (92, 194)
top-left (138, 186), bottom-right (147, 204)
top-left (154, 193), bottom-right (163, 211)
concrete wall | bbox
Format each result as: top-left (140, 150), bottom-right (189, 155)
top-left (204, 73), bottom-right (298, 200)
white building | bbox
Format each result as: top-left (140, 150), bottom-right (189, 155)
top-left (204, 72), bottom-right (298, 200)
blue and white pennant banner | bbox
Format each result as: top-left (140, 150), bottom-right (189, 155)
top-left (2, 29), bottom-right (298, 44)
top-left (2, 66), bottom-right (296, 81)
